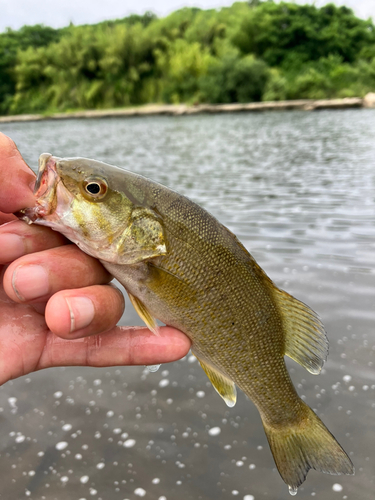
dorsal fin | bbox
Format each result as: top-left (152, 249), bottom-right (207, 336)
top-left (193, 352), bottom-right (237, 407)
top-left (272, 288), bottom-right (328, 374)
top-left (128, 292), bottom-right (160, 336)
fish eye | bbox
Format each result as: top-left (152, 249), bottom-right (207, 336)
top-left (82, 178), bottom-right (108, 200)
top-left (86, 182), bottom-right (101, 194)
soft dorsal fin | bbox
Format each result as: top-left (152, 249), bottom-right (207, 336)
top-left (128, 292), bottom-right (160, 336)
top-left (272, 287), bottom-right (328, 374)
top-left (193, 352), bottom-right (237, 407)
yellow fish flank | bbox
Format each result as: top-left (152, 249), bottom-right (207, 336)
top-left (19, 154), bottom-right (354, 494)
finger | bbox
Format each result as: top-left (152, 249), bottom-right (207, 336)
top-left (45, 284), bottom-right (125, 338)
top-left (0, 133), bottom-right (36, 213)
top-left (37, 326), bottom-right (192, 369)
top-left (0, 220), bottom-right (68, 264)
top-left (3, 244), bottom-right (112, 304)
top-left (0, 213), bottom-right (17, 225)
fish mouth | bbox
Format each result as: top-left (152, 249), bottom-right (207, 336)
top-left (16, 153), bottom-right (60, 223)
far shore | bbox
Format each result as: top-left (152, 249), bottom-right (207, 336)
top-left (1, 96), bottom-right (374, 124)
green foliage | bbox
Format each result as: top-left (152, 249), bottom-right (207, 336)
top-left (0, 24), bottom-right (61, 113)
top-left (199, 54), bottom-right (270, 103)
top-left (233, 2), bottom-right (375, 67)
top-left (1, 2), bottom-right (375, 115)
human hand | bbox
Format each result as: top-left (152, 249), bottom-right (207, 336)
top-left (0, 133), bottom-right (191, 385)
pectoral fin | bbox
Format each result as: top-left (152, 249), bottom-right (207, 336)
top-left (194, 353), bottom-right (237, 407)
top-left (272, 287), bottom-right (328, 374)
top-left (128, 292), bottom-right (160, 336)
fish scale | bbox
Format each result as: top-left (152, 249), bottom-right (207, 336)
top-left (18, 153), bottom-right (354, 494)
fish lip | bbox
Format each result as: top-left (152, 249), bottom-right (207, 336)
top-left (16, 154), bottom-right (59, 223)
top-left (34, 153), bottom-right (55, 197)
top-left (31, 153), bottom-right (59, 216)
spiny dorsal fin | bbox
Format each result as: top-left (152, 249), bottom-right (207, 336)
top-left (128, 292), bottom-right (160, 336)
top-left (272, 288), bottom-right (328, 374)
top-left (193, 352), bottom-right (237, 407)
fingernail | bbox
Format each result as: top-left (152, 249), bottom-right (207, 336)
top-left (0, 233), bottom-right (25, 263)
top-left (12, 265), bottom-right (49, 301)
top-left (65, 297), bottom-right (95, 333)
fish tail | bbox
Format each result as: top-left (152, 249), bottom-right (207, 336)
top-left (262, 402), bottom-right (354, 494)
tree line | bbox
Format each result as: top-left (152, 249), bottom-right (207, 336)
top-left (1, 1), bottom-right (375, 115)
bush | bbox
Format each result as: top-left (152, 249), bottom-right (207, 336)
top-left (199, 54), bottom-right (270, 103)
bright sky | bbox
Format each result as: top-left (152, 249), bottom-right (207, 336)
top-left (0, 0), bottom-right (374, 33)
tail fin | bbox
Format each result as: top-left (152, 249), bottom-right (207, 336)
top-left (263, 402), bottom-right (354, 495)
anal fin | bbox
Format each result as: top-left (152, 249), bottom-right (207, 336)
top-left (272, 287), bottom-right (328, 374)
top-left (128, 292), bottom-right (160, 336)
top-left (193, 352), bottom-right (237, 407)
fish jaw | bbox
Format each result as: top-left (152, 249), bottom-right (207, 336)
top-left (18, 154), bottom-right (61, 223)
top-left (17, 154), bottom-right (82, 243)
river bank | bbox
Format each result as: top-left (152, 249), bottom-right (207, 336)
top-left (1, 95), bottom-right (375, 124)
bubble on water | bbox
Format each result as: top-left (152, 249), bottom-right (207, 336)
top-left (8, 397), bottom-right (18, 413)
top-left (161, 370), bottom-right (169, 377)
top-left (249, 464), bottom-right (256, 470)
top-left (232, 491), bottom-right (239, 496)
top-left (289, 485), bottom-right (298, 496)
top-left (236, 461), bottom-right (244, 467)
top-left (208, 426), bottom-right (221, 436)
top-left (55, 441), bottom-right (68, 451)
top-left (134, 488), bottom-right (146, 496)
top-left (146, 364), bottom-right (161, 373)
top-left (244, 496), bottom-right (255, 500)
top-left (60, 476), bottom-right (69, 483)
top-left (159, 497), bottom-right (167, 500)
top-left (93, 379), bottom-right (102, 386)
top-left (332, 484), bottom-right (343, 492)
top-left (62, 424), bottom-right (72, 432)
top-left (113, 428), bottom-right (122, 434)
top-left (54, 391), bottom-right (63, 398)
top-left (89, 488), bottom-right (97, 495)
top-left (96, 462), bottom-right (105, 469)
top-left (75, 453), bottom-right (82, 460)
top-left (106, 410), bottom-right (114, 417)
top-left (15, 435), bottom-right (25, 443)
top-left (124, 439), bottom-right (136, 448)
top-left (80, 475), bottom-right (89, 484)
top-left (37, 451), bottom-right (44, 457)
top-left (196, 391), bottom-right (205, 398)
top-left (28, 470), bottom-right (35, 476)
top-left (159, 379), bottom-right (169, 388)
top-left (188, 355), bottom-right (196, 363)
top-left (152, 478), bottom-right (160, 484)
top-left (343, 375), bottom-right (352, 383)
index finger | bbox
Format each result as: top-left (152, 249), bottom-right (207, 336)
top-left (0, 133), bottom-right (36, 214)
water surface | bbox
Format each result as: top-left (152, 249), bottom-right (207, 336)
top-left (1, 110), bottom-right (374, 499)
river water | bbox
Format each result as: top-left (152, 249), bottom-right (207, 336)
top-left (1, 110), bottom-right (374, 500)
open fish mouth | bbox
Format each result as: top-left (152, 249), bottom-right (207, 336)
top-left (16, 153), bottom-right (60, 223)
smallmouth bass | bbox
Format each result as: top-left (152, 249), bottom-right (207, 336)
top-left (19, 154), bottom-right (354, 494)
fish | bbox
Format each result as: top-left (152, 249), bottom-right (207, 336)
top-left (18, 153), bottom-right (354, 494)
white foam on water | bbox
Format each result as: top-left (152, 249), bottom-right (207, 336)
top-left (134, 487), bottom-right (146, 497)
top-left (124, 439), bottom-right (136, 448)
top-left (55, 441), bottom-right (68, 451)
top-left (208, 426), bottom-right (221, 436)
